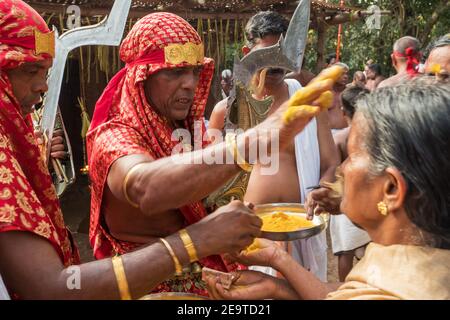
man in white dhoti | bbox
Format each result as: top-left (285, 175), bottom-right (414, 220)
top-left (233, 11), bottom-right (339, 281)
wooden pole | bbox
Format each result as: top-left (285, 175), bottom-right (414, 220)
top-left (335, 0), bottom-right (345, 62)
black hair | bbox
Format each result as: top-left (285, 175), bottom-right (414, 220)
top-left (340, 85), bottom-right (369, 119)
top-left (326, 53), bottom-right (337, 65)
top-left (356, 78), bottom-right (450, 249)
top-left (368, 63), bottom-right (382, 76)
top-left (245, 11), bottom-right (288, 47)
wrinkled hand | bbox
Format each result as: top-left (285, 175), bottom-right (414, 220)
top-left (224, 238), bottom-right (283, 268)
top-left (187, 201), bottom-right (262, 258)
top-left (305, 187), bottom-right (342, 220)
top-left (203, 270), bottom-right (278, 300)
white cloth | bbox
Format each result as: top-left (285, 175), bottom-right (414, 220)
top-left (289, 79), bottom-right (328, 282)
top-left (0, 275), bottom-right (10, 300)
top-left (330, 214), bottom-right (371, 254)
top-left (250, 80), bottom-right (328, 281)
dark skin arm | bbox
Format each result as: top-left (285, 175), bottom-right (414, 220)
top-left (316, 110), bottom-right (340, 183)
top-left (108, 144), bottom-right (241, 215)
top-left (108, 94), bottom-right (326, 216)
top-left (0, 201), bottom-right (262, 299)
top-left (205, 239), bottom-right (342, 300)
top-left (305, 110), bottom-right (340, 217)
top-left (207, 98), bottom-right (227, 138)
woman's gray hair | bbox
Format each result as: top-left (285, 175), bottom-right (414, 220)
top-left (356, 77), bottom-right (450, 249)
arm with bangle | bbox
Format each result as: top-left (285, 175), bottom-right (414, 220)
top-left (0, 225), bottom-right (206, 299)
top-left (116, 129), bottom-right (259, 213)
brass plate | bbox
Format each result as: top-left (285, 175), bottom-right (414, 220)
top-left (255, 203), bottom-right (327, 241)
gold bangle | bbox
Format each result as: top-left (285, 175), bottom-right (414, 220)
top-left (233, 134), bottom-right (253, 172)
top-left (122, 163), bottom-right (146, 208)
top-left (111, 255), bottom-right (132, 300)
top-left (179, 228), bottom-right (199, 263)
top-left (225, 133), bottom-right (253, 172)
top-left (160, 238), bottom-right (183, 275)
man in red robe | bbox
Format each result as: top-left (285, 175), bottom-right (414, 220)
top-left (87, 12), bottom-right (327, 295)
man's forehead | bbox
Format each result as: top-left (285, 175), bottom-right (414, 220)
top-left (252, 34), bottom-right (281, 50)
top-left (429, 46), bottom-right (450, 63)
top-left (21, 59), bottom-right (53, 69)
top-left (426, 45), bottom-right (450, 73)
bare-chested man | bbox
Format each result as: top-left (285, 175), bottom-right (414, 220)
top-left (365, 63), bottom-right (385, 91)
top-left (328, 62), bottom-right (350, 130)
top-left (378, 36), bottom-right (421, 88)
top-left (208, 11), bottom-right (339, 281)
top-left (350, 71), bottom-right (366, 88)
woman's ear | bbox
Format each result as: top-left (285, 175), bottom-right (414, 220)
top-left (383, 167), bottom-right (407, 212)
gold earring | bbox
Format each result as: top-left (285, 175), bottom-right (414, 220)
top-left (377, 201), bottom-right (388, 216)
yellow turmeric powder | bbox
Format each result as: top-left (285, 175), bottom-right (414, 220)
top-left (245, 239), bottom-right (261, 253)
top-left (261, 212), bottom-right (314, 232)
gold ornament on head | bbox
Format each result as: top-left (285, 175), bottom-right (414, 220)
top-left (164, 42), bottom-right (204, 65)
top-left (34, 28), bottom-right (55, 58)
top-left (377, 201), bottom-right (388, 216)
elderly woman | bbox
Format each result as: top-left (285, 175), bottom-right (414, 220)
top-left (204, 79), bottom-right (450, 300)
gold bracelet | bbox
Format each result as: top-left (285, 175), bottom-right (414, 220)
top-left (233, 134), bottom-right (253, 172)
top-left (225, 133), bottom-right (253, 172)
top-left (122, 162), bottom-right (146, 208)
top-left (111, 255), bottom-right (132, 300)
top-left (160, 238), bottom-right (183, 275)
top-left (179, 228), bottom-right (199, 263)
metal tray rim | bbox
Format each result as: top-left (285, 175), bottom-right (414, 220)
top-left (255, 203), bottom-right (327, 241)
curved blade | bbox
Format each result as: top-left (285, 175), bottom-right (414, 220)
top-left (41, 0), bottom-right (131, 161)
top-left (233, 41), bottom-right (296, 88)
top-left (233, 0), bottom-right (311, 87)
top-left (283, 0), bottom-right (311, 72)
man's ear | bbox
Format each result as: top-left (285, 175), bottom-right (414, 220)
top-left (383, 167), bottom-right (407, 213)
top-left (242, 46), bottom-right (251, 56)
top-left (391, 54), bottom-right (397, 69)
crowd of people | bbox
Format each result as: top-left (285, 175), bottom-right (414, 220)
top-left (0, 0), bottom-right (449, 300)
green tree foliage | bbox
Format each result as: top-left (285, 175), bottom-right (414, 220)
top-left (304, 0), bottom-right (450, 77)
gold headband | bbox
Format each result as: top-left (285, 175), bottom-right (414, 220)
top-left (164, 42), bottom-right (204, 65)
top-left (34, 28), bottom-right (55, 58)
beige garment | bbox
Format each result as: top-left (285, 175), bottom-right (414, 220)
top-left (326, 243), bottom-right (450, 300)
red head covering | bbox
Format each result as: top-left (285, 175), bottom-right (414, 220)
top-left (393, 46), bottom-right (420, 77)
top-left (0, 0), bottom-right (79, 272)
top-left (0, 0), bottom-right (53, 70)
top-left (87, 13), bottom-right (233, 274)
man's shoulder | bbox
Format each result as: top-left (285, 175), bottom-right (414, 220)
top-left (378, 73), bottom-right (409, 88)
top-left (284, 78), bottom-right (302, 88)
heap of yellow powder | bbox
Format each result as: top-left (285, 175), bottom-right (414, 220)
top-left (245, 239), bottom-right (261, 254)
top-left (261, 212), bottom-right (314, 232)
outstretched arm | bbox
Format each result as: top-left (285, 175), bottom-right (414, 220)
top-left (0, 201), bottom-right (261, 299)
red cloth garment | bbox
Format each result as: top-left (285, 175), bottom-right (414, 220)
top-left (393, 47), bottom-right (420, 77)
top-left (0, 0), bottom-right (79, 271)
top-left (87, 13), bottom-right (237, 284)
